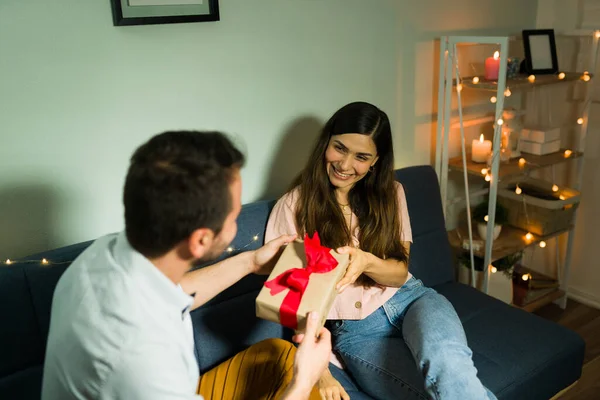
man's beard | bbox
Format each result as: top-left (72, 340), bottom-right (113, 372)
top-left (190, 236), bottom-right (230, 270)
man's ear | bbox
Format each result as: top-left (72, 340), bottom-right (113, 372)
top-left (188, 228), bottom-right (214, 259)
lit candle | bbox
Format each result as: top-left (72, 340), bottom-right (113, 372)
top-left (472, 134), bottom-right (492, 163)
top-left (485, 51), bottom-right (500, 81)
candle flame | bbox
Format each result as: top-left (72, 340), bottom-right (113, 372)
top-left (479, 134), bottom-right (484, 142)
top-left (493, 51), bottom-right (499, 60)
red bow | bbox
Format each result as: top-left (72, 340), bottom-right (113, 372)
top-left (263, 233), bottom-right (339, 329)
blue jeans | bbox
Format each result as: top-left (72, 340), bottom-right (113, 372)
top-left (328, 277), bottom-right (497, 400)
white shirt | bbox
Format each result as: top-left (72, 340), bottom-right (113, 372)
top-left (42, 232), bottom-right (201, 400)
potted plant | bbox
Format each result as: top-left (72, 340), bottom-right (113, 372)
top-left (471, 200), bottom-right (509, 241)
top-left (457, 251), bottom-right (521, 304)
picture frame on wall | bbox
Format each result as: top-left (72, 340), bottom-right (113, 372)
top-left (110, 0), bottom-right (219, 26)
top-left (522, 29), bottom-right (559, 75)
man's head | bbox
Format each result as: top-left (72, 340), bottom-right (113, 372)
top-left (124, 131), bottom-right (244, 264)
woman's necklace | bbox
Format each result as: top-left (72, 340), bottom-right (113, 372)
top-left (339, 203), bottom-right (351, 215)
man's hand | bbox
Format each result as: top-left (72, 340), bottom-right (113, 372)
top-left (317, 369), bottom-right (350, 400)
top-left (283, 312), bottom-right (332, 398)
top-left (251, 234), bottom-right (297, 275)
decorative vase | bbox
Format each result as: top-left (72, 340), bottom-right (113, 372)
top-left (477, 222), bottom-right (502, 241)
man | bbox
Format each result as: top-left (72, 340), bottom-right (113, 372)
top-left (42, 131), bottom-right (330, 400)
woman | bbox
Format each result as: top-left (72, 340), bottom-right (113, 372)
top-left (265, 102), bottom-right (496, 400)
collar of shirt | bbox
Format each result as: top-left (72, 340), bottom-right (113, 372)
top-left (113, 232), bottom-right (194, 319)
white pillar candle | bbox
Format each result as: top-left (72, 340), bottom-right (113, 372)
top-left (472, 134), bottom-right (492, 163)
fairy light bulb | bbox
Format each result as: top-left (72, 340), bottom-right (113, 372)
top-left (497, 118), bottom-right (504, 126)
top-left (595, 31), bottom-right (600, 39)
top-left (491, 265), bottom-right (497, 273)
top-left (583, 74), bottom-right (591, 82)
top-left (485, 174), bottom-right (491, 182)
top-left (552, 184), bottom-right (559, 192)
top-left (558, 72), bottom-right (566, 80)
top-left (578, 118), bottom-right (584, 125)
top-left (484, 215), bottom-right (489, 222)
top-left (490, 96), bottom-right (497, 104)
top-left (472, 76), bottom-right (480, 84)
top-left (481, 168), bottom-right (488, 175)
top-left (539, 241), bottom-right (547, 248)
top-left (253, 235), bottom-right (259, 241)
top-left (559, 195), bottom-right (566, 200)
top-left (528, 75), bottom-right (536, 83)
top-left (518, 158), bottom-right (526, 166)
top-left (504, 88), bottom-right (512, 97)
top-left (457, 83), bottom-right (463, 93)
top-left (522, 273), bottom-right (530, 281)
top-left (227, 247), bottom-right (234, 253)
top-left (515, 185), bottom-right (522, 195)
top-left (525, 232), bottom-right (534, 241)
top-left (5, 259), bottom-right (11, 265)
top-left (42, 258), bottom-right (49, 265)
top-left (564, 149), bottom-right (573, 158)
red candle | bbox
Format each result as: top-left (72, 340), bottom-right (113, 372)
top-left (485, 51), bottom-right (500, 81)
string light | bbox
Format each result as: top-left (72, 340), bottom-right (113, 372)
top-left (528, 75), bottom-right (536, 83)
top-left (484, 215), bottom-right (489, 222)
top-left (472, 76), bottom-right (480, 84)
top-left (504, 88), bottom-right (512, 97)
top-left (490, 96), bottom-right (497, 103)
top-left (584, 71), bottom-right (589, 75)
top-left (518, 158), bottom-right (526, 166)
top-left (577, 118), bottom-right (584, 125)
top-left (3, 234), bottom-right (264, 264)
top-left (481, 168), bottom-right (488, 175)
top-left (583, 74), bottom-right (591, 82)
top-left (559, 195), bottom-right (566, 201)
top-left (457, 83), bottom-right (463, 93)
top-left (558, 72), bottom-right (566, 80)
top-left (515, 184), bottom-right (522, 195)
top-left (564, 149), bottom-right (573, 158)
top-left (522, 273), bottom-right (531, 281)
top-left (485, 174), bottom-right (491, 182)
top-left (497, 118), bottom-right (504, 126)
top-left (491, 265), bottom-right (497, 273)
top-left (552, 184), bottom-right (559, 192)
top-left (595, 31), bottom-right (600, 39)
top-left (539, 241), bottom-right (547, 248)
top-left (525, 232), bottom-right (534, 241)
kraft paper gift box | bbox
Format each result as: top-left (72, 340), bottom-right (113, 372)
top-left (256, 233), bottom-right (350, 333)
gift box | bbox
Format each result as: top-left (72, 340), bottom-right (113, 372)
top-left (255, 233), bottom-right (349, 333)
top-left (519, 139), bottom-right (561, 155)
top-left (520, 126), bottom-right (561, 144)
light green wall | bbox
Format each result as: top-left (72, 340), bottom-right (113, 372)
top-left (0, 0), bottom-right (537, 258)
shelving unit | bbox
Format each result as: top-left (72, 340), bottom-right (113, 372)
top-left (435, 33), bottom-right (599, 312)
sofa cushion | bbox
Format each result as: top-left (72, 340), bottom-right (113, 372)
top-left (0, 267), bottom-right (44, 378)
top-left (395, 166), bottom-right (454, 287)
top-left (0, 366), bottom-right (42, 400)
top-left (435, 282), bottom-right (584, 400)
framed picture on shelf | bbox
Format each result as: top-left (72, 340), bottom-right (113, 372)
top-left (522, 29), bottom-right (559, 75)
top-left (110, 0), bottom-right (219, 26)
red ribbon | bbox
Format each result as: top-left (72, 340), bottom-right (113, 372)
top-left (263, 232), bottom-right (339, 329)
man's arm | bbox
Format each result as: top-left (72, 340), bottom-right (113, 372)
top-left (180, 234), bottom-right (296, 310)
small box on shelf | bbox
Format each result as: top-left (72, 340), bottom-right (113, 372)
top-left (521, 126), bottom-right (561, 143)
top-left (519, 139), bottom-right (561, 156)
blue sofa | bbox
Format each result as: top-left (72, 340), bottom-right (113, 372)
top-left (0, 166), bottom-right (585, 399)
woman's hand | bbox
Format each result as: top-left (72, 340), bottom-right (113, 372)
top-left (335, 246), bottom-right (373, 293)
top-left (251, 234), bottom-right (297, 275)
top-left (317, 368), bottom-right (350, 400)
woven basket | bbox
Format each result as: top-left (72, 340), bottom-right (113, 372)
top-left (497, 178), bottom-right (580, 236)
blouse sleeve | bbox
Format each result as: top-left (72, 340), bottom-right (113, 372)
top-left (264, 189), bottom-right (300, 243)
top-left (396, 182), bottom-right (413, 243)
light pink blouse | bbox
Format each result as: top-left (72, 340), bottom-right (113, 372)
top-left (264, 181), bottom-right (413, 321)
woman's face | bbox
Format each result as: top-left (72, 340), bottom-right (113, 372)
top-left (325, 133), bottom-right (378, 191)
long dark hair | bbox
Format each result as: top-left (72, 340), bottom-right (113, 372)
top-left (293, 102), bottom-right (407, 287)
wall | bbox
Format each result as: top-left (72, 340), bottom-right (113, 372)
top-left (535, 0), bottom-right (600, 308)
top-left (0, 0), bottom-right (538, 258)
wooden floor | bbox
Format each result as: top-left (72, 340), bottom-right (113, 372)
top-left (535, 300), bottom-right (600, 399)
